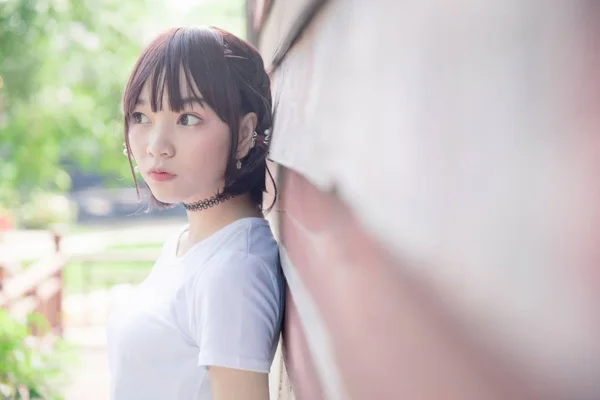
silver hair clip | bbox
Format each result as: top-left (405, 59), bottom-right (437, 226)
top-left (250, 129), bottom-right (272, 149)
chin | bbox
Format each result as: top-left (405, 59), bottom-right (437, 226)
top-left (149, 190), bottom-right (184, 205)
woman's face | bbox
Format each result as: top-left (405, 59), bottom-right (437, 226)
top-left (127, 78), bottom-right (231, 205)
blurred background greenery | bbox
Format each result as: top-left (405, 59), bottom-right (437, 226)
top-left (0, 0), bottom-right (245, 229)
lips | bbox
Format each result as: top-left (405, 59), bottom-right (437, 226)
top-left (148, 169), bottom-right (176, 182)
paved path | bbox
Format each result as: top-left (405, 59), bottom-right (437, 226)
top-left (62, 339), bottom-right (110, 400)
top-left (61, 282), bottom-right (142, 399)
top-left (61, 301), bottom-right (117, 399)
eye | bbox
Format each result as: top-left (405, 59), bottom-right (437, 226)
top-left (178, 113), bottom-right (202, 126)
top-left (131, 112), bottom-right (150, 124)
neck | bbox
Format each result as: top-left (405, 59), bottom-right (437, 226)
top-left (184, 193), bottom-right (263, 245)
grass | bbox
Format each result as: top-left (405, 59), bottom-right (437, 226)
top-left (61, 225), bottom-right (165, 293)
top-left (63, 260), bottom-right (154, 294)
top-left (105, 242), bottom-right (162, 251)
top-left (63, 224), bottom-right (95, 234)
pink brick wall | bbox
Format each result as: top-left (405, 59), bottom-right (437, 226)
top-left (281, 287), bottom-right (325, 400)
top-left (275, 168), bottom-right (542, 400)
top-left (251, 1), bottom-right (600, 399)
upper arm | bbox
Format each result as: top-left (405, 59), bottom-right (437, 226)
top-left (188, 252), bottom-right (282, 373)
top-left (208, 366), bottom-right (269, 400)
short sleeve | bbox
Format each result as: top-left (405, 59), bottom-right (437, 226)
top-left (189, 252), bottom-right (282, 373)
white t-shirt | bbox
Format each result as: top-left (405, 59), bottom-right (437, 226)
top-left (106, 217), bottom-right (284, 400)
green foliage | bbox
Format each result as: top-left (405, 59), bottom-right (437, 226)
top-left (0, 0), bottom-right (149, 206)
top-left (0, 0), bottom-right (247, 208)
top-left (0, 310), bottom-right (70, 399)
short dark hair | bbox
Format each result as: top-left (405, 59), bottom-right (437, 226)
top-left (122, 26), bottom-right (275, 211)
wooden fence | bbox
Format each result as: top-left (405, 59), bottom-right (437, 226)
top-left (0, 232), bottom-right (66, 335)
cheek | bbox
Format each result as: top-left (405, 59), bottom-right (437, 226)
top-left (189, 137), bottom-right (229, 170)
top-left (128, 128), bottom-right (147, 160)
top-left (184, 126), bottom-right (230, 177)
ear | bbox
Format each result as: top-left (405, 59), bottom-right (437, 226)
top-left (237, 112), bottom-right (257, 159)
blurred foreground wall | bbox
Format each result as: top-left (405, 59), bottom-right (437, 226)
top-left (247, 1), bottom-right (600, 399)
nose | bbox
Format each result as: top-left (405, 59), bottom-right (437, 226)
top-left (146, 124), bottom-right (175, 158)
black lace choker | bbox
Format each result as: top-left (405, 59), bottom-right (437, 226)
top-left (182, 194), bottom-right (232, 212)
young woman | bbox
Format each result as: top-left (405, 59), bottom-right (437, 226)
top-left (106, 26), bottom-right (284, 400)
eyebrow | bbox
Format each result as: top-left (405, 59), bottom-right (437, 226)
top-left (135, 96), bottom-right (206, 108)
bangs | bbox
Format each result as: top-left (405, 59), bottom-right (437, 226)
top-left (123, 27), bottom-right (238, 121)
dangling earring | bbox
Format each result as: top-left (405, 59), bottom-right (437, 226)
top-left (251, 131), bottom-right (258, 148)
top-left (236, 159), bottom-right (242, 170)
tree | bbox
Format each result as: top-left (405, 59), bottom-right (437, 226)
top-left (0, 0), bottom-right (152, 207)
top-left (0, 0), bottom-right (247, 210)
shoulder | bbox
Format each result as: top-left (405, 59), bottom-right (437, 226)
top-left (183, 218), bottom-right (282, 297)
top-left (188, 249), bottom-right (284, 334)
top-left (206, 218), bottom-right (280, 274)
top-left (196, 250), bottom-right (280, 294)
top-left (222, 218), bottom-right (279, 260)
